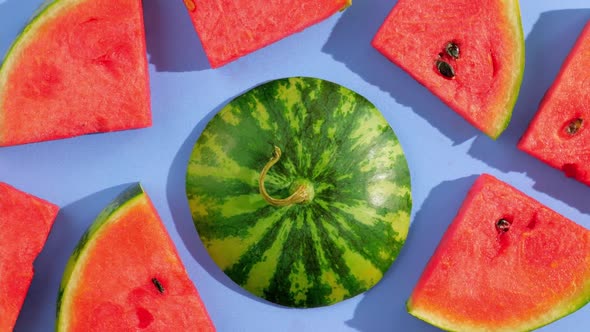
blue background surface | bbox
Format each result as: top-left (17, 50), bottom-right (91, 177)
top-left (1, 0), bottom-right (589, 331)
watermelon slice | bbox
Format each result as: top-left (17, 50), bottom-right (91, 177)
top-left (0, 0), bottom-right (151, 147)
top-left (372, 0), bottom-right (525, 139)
top-left (408, 174), bottom-right (590, 331)
top-left (0, 182), bottom-right (59, 331)
top-left (56, 184), bottom-right (214, 331)
top-left (518, 20), bottom-right (590, 185)
top-left (183, 0), bottom-right (351, 68)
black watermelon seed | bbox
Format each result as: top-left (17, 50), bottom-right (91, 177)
top-left (152, 278), bottom-right (165, 294)
top-left (496, 218), bottom-right (511, 233)
top-left (436, 60), bottom-right (455, 79)
top-left (565, 118), bottom-right (583, 135)
top-left (445, 42), bottom-right (460, 59)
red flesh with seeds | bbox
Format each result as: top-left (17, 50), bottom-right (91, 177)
top-left (372, 0), bottom-right (524, 139)
top-left (518, 20), bottom-right (590, 185)
top-left (408, 174), bottom-right (590, 331)
top-left (63, 190), bottom-right (214, 331)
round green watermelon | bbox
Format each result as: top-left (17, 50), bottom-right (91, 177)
top-left (185, 77), bottom-right (412, 308)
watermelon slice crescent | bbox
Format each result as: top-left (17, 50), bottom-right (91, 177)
top-left (0, 0), bottom-right (151, 146)
top-left (0, 182), bottom-right (59, 331)
top-left (408, 174), bottom-right (590, 331)
top-left (372, 0), bottom-right (525, 139)
top-left (518, 20), bottom-right (590, 186)
top-left (183, 0), bottom-right (351, 68)
top-left (56, 184), bottom-right (214, 331)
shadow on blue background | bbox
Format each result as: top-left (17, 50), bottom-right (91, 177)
top-left (347, 176), bottom-right (477, 332)
top-left (1, 0), bottom-right (210, 72)
top-left (0, 0), bottom-right (32, 60)
top-left (165, 97), bottom-right (280, 307)
top-left (322, 0), bottom-right (479, 145)
top-left (14, 184), bottom-right (132, 332)
top-left (468, 9), bottom-right (590, 215)
top-left (142, 0), bottom-right (209, 72)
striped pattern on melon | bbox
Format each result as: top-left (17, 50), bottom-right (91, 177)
top-left (186, 77), bottom-right (412, 307)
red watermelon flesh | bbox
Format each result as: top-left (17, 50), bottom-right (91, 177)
top-left (0, 0), bottom-right (151, 147)
top-left (183, 0), bottom-right (351, 68)
top-left (408, 174), bottom-right (590, 331)
top-left (518, 20), bottom-right (590, 185)
top-left (0, 182), bottom-right (59, 331)
top-left (56, 184), bottom-right (214, 331)
top-left (372, 0), bottom-right (524, 139)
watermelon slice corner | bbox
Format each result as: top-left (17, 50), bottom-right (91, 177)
top-left (183, 0), bottom-right (352, 68)
top-left (0, 0), bottom-right (151, 146)
top-left (0, 182), bottom-right (59, 331)
top-left (372, 0), bottom-right (525, 139)
top-left (518, 19), bottom-right (590, 186)
top-left (408, 174), bottom-right (590, 331)
top-left (56, 183), bottom-right (214, 332)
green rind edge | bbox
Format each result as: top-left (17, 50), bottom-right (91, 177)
top-left (340, 0), bottom-right (352, 11)
top-left (407, 289), bottom-right (590, 332)
top-left (490, 0), bottom-right (525, 140)
top-left (0, 0), bottom-right (72, 140)
top-left (406, 259), bottom-right (590, 331)
top-left (55, 183), bottom-right (145, 331)
top-left (0, 0), bottom-right (60, 70)
top-left (406, 299), bottom-right (453, 332)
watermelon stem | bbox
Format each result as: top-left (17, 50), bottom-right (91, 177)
top-left (259, 146), bottom-right (313, 207)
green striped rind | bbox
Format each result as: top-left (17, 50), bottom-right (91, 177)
top-left (186, 77), bottom-right (411, 307)
top-left (56, 183), bottom-right (145, 331)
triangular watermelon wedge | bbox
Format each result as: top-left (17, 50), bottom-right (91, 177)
top-left (372, 0), bottom-right (525, 139)
top-left (518, 20), bottom-right (590, 185)
top-left (0, 182), bottom-right (59, 331)
top-left (408, 174), bottom-right (590, 331)
top-left (183, 0), bottom-right (351, 68)
top-left (0, 0), bottom-right (151, 147)
top-left (56, 184), bottom-right (214, 331)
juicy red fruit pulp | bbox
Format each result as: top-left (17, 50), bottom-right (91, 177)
top-left (183, 0), bottom-right (350, 68)
top-left (372, 0), bottom-right (524, 139)
top-left (518, 20), bottom-right (590, 185)
top-left (62, 190), bottom-right (214, 331)
top-left (408, 174), bottom-right (590, 331)
top-left (0, 0), bottom-right (151, 146)
top-left (0, 182), bottom-right (58, 331)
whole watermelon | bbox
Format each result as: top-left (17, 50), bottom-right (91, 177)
top-left (186, 77), bottom-right (412, 308)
